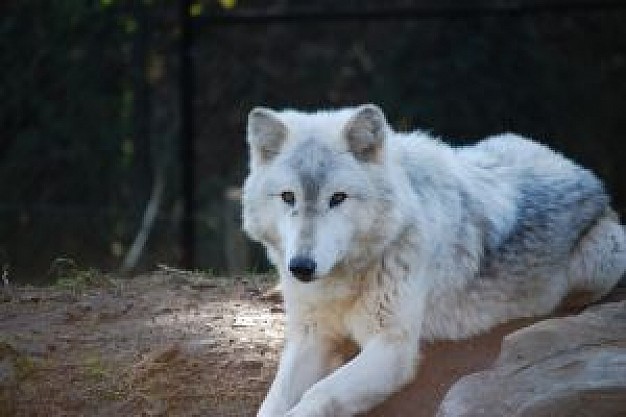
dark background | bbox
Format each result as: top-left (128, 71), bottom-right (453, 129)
top-left (1, 0), bottom-right (625, 282)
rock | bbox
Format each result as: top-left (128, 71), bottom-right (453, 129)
top-left (437, 301), bottom-right (626, 417)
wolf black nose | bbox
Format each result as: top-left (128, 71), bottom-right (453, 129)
top-left (288, 256), bottom-right (317, 282)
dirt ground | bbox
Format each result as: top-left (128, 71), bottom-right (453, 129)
top-left (1, 270), bottom-right (284, 417)
top-left (2, 270), bottom-right (623, 417)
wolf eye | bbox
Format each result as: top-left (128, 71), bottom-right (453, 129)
top-left (329, 192), bottom-right (347, 208)
top-left (281, 191), bottom-right (295, 206)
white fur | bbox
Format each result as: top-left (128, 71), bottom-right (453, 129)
top-left (242, 105), bottom-right (626, 417)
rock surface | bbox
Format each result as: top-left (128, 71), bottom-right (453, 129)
top-left (436, 300), bottom-right (626, 417)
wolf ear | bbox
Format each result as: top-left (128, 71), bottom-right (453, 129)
top-left (343, 104), bottom-right (387, 162)
top-left (247, 107), bottom-right (287, 165)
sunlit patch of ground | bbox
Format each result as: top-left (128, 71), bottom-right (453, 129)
top-left (0, 271), bottom-right (284, 417)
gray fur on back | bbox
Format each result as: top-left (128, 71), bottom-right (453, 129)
top-left (459, 135), bottom-right (609, 279)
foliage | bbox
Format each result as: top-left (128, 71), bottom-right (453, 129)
top-left (0, 1), bottom-right (181, 281)
top-left (0, 1), bottom-right (624, 282)
top-left (1, 1), bottom-right (130, 206)
top-left (49, 257), bottom-right (112, 294)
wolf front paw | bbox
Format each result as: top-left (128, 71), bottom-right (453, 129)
top-left (285, 405), bottom-right (326, 417)
top-left (258, 405), bottom-right (290, 417)
top-left (257, 399), bottom-right (290, 417)
top-left (285, 395), bottom-right (335, 417)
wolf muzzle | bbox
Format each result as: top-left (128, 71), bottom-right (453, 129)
top-left (288, 256), bottom-right (317, 282)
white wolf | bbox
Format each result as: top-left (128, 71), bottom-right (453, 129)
top-left (242, 104), bottom-right (626, 417)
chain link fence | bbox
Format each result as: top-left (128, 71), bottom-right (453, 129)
top-left (1, 0), bottom-right (625, 282)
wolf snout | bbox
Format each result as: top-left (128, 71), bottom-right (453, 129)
top-left (288, 256), bottom-right (317, 282)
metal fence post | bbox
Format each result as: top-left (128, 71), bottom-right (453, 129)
top-left (180, 0), bottom-right (195, 269)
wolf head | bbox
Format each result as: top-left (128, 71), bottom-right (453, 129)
top-left (242, 104), bottom-right (405, 283)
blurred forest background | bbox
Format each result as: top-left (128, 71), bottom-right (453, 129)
top-left (1, 0), bottom-right (625, 283)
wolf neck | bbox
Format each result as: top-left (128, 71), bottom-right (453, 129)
top-left (281, 226), bottom-right (425, 345)
top-left (282, 224), bottom-right (421, 307)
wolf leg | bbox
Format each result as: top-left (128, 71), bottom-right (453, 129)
top-left (285, 333), bottom-right (418, 417)
top-left (258, 331), bottom-right (338, 417)
top-left (565, 210), bottom-right (626, 307)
